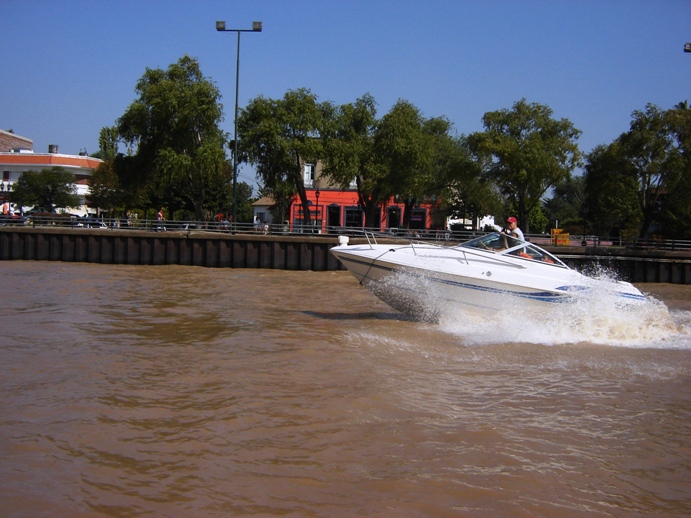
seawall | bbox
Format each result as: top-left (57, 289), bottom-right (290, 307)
top-left (1, 227), bottom-right (689, 284)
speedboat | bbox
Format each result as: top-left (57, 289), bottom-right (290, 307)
top-left (330, 232), bottom-right (647, 319)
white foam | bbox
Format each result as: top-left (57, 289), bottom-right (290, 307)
top-left (437, 283), bottom-right (689, 348)
top-left (372, 268), bottom-right (690, 348)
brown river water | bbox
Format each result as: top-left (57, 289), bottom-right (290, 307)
top-left (1, 262), bottom-right (690, 517)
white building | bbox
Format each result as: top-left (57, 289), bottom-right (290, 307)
top-left (0, 140), bottom-right (103, 215)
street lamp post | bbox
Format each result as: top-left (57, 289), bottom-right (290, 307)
top-left (216, 20), bottom-right (262, 229)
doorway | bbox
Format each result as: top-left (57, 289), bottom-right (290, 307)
top-left (387, 206), bottom-right (401, 231)
top-left (327, 205), bottom-right (341, 232)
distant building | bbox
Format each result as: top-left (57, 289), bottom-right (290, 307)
top-left (0, 129), bottom-right (33, 153)
top-left (252, 196), bottom-right (276, 225)
top-left (0, 137), bottom-right (103, 214)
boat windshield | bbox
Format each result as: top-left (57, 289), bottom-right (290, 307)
top-left (459, 233), bottom-right (566, 267)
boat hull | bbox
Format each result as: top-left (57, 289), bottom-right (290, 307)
top-left (331, 241), bottom-right (646, 320)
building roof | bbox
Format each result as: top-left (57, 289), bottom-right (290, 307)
top-left (0, 129), bottom-right (33, 152)
top-left (252, 196), bottom-right (276, 207)
top-left (0, 152), bottom-right (103, 170)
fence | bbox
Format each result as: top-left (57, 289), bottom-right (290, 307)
top-left (3, 214), bottom-right (691, 251)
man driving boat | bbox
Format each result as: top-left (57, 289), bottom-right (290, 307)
top-left (476, 217), bottom-right (525, 252)
top-left (503, 216), bottom-right (524, 241)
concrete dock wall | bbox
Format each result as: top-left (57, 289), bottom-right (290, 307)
top-left (0, 227), bottom-right (342, 271)
top-left (1, 227), bottom-right (689, 284)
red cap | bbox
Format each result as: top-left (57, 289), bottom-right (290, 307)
top-left (506, 216), bottom-right (517, 223)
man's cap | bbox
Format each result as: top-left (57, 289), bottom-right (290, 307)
top-left (506, 216), bottom-right (517, 223)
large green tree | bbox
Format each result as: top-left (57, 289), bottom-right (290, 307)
top-left (116, 55), bottom-right (227, 221)
top-left (583, 102), bottom-right (691, 240)
top-left (617, 103), bottom-right (691, 239)
top-left (656, 102), bottom-right (691, 238)
top-left (323, 95), bottom-right (453, 229)
top-left (542, 175), bottom-right (586, 230)
top-left (469, 99), bottom-right (582, 233)
top-left (322, 93), bottom-right (382, 227)
top-left (441, 135), bottom-right (502, 229)
top-left (237, 88), bottom-right (331, 226)
top-left (583, 143), bottom-right (640, 238)
top-left (87, 160), bottom-right (126, 215)
top-left (375, 100), bottom-right (448, 227)
top-left (10, 167), bottom-right (81, 212)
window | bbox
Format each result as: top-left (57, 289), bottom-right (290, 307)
top-left (344, 206), bottom-right (363, 227)
top-left (409, 208), bottom-right (426, 230)
top-left (304, 164), bottom-right (315, 187)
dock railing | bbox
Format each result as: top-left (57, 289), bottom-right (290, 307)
top-left (6, 215), bottom-right (691, 251)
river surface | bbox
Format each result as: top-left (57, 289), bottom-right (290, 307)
top-left (1, 262), bottom-right (690, 517)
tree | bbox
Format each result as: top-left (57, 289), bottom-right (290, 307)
top-left (234, 182), bottom-right (255, 223)
top-left (469, 99), bottom-right (582, 233)
top-left (257, 181), bottom-right (293, 224)
top-left (583, 143), bottom-right (640, 238)
top-left (10, 167), bottom-right (81, 212)
top-left (323, 96), bottom-right (452, 229)
top-left (92, 126), bottom-right (119, 161)
top-left (201, 160), bottom-right (234, 218)
top-left (656, 101), bottom-right (691, 238)
top-left (542, 175), bottom-right (586, 230)
top-left (116, 55), bottom-right (227, 221)
top-left (375, 100), bottom-right (446, 227)
top-left (439, 135), bottom-right (502, 229)
top-left (619, 104), bottom-right (674, 239)
top-left (322, 93), bottom-right (383, 227)
top-left (88, 160), bottom-right (126, 215)
top-left (589, 103), bottom-right (691, 240)
top-left (238, 88), bottom-right (331, 226)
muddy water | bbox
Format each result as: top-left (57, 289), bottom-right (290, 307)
top-left (1, 262), bottom-right (690, 517)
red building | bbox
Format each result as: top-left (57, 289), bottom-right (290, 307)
top-left (288, 162), bottom-right (440, 233)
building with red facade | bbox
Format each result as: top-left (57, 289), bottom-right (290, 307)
top-left (286, 161), bottom-right (442, 233)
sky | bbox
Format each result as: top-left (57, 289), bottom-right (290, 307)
top-left (2, 0), bottom-right (690, 188)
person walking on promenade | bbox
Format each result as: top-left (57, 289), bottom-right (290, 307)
top-left (156, 208), bottom-right (166, 232)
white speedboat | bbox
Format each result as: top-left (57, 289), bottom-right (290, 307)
top-left (330, 232), bottom-right (647, 319)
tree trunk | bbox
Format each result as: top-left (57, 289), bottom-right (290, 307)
top-left (358, 192), bottom-right (378, 229)
top-left (363, 200), bottom-right (378, 228)
top-left (638, 214), bottom-right (654, 241)
top-left (402, 198), bottom-right (417, 229)
top-left (296, 183), bottom-right (312, 227)
top-left (193, 200), bottom-right (204, 223)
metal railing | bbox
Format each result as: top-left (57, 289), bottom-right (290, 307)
top-left (4, 215), bottom-right (691, 250)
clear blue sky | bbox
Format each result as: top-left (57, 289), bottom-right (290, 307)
top-left (2, 0), bottom-right (689, 188)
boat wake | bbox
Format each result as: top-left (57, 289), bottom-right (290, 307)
top-left (371, 269), bottom-right (690, 348)
top-left (440, 294), bottom-right (689, 348)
